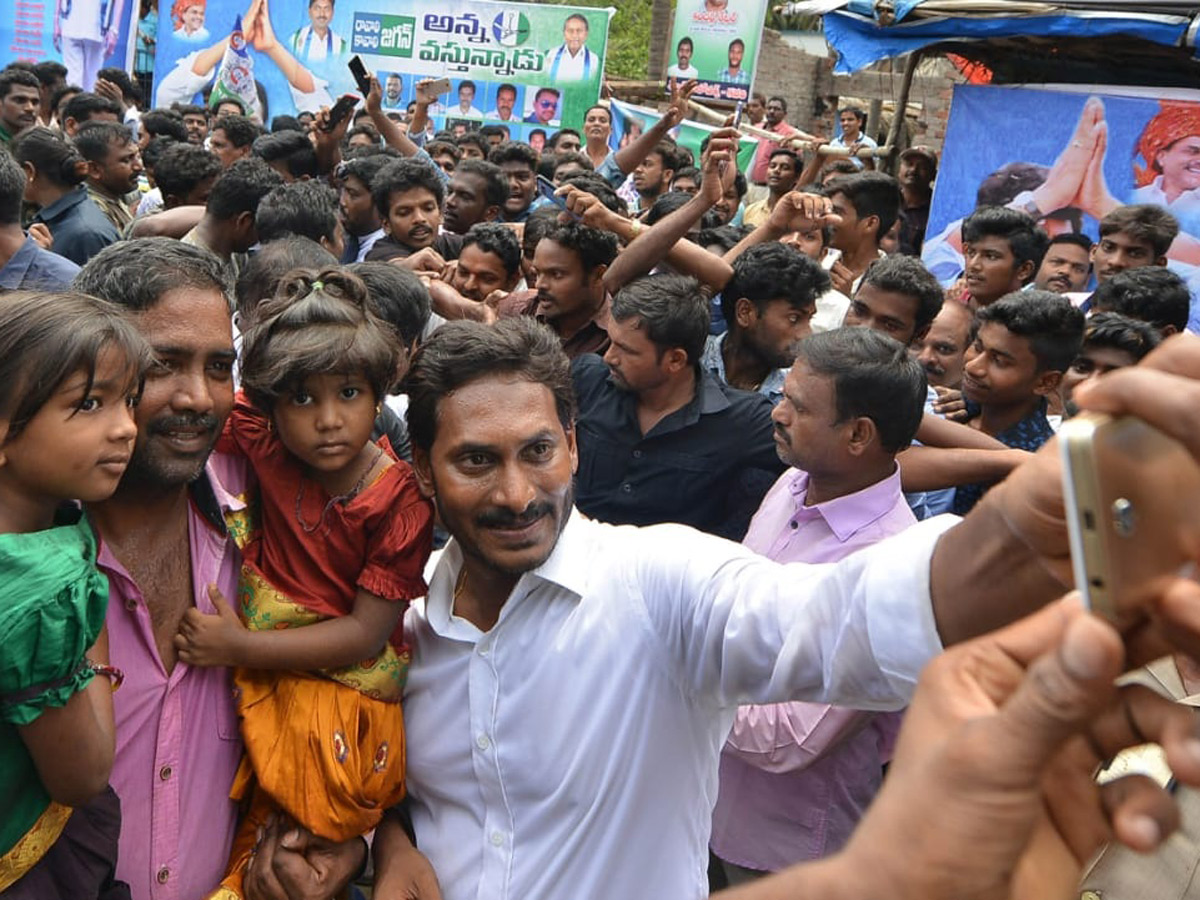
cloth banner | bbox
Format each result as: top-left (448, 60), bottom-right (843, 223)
top-left (152, 0), bottom-right (611, 133)
top-left (609, 97), bottom-right (759, 174)
top-left (6, 0), bottom-right (136, 88)
top-left (664, 0), bottom-right (769, 104)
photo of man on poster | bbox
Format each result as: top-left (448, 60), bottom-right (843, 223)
top-left (667, 36), bottom-right (699, 80)
top-left (287, 0), bottom-right (344, 62)
top-left (544, 13), bottom-right (595, 81)
top-left (717, 37), bottom-right (749, 84)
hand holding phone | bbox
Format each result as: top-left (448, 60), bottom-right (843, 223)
top-left (348, 55), bottom-right (372, 97)
top-left (1061, 412), bottom-right (1200, 620)
top-left (322, 94), bottom-right (359, 132)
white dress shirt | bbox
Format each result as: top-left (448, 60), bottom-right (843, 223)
top-left (403, 510), bottom-right (954, 900)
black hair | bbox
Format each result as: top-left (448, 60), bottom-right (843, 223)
top-left (478, 124), bottom-right (507, 142)
top-left (153, 141), bottom-right (222, 203)
top-left (462, 222), bottom-right (522, 278)
top-left (1079, 311), bottom-right (1161, 362)
top-left (722, 243), bottom-right (830, 325)
top-left (1047, 232), bottom-right (1094, 253)
top-left (211, 95), bottom-right (246, 116)
top-left (859, 255), bottom-right (945, 335)
top-left (63, 92), bottom-right (122, 125)
top-left (212, 114), bottom-right (260, 148)
top-left (672, 165), bottom-right (701, 186)
top-left (73, 121), bottom-right (135, 163)
top-left (50, 84), bottom-right (82, 117)
top-left (497, 83), bottom-right (518, 98)
top-left (553, 151), bottom-right (593, 177)
top-left (975, 162), bottom-right (1047, 208)
top-left (0, 67), bottom-right (41, 101)
top-left (75, 237), bottom-right (233, 312)
top-left (11, 125), bottom-right (88, 188)
top-left (767, 147), bottom-right (800, 169)
top-left (205, 156), bottom-right (285, 222)
top-left (1098, 204), bottom-right (1180, 258)
top-left (173, 103), bottom-right (207, 119)
top-left (542, 221), bottom-right (619, 275)
top-left (371, 158), bottom-right (445, 216)
top-left (729, 38), bottom-right (745, 50)
top-left (823, 171), bottom-right (903, 243)
top-left (458, 79), bottom-right (477, 94)
top-left (338, 153), bottom-right (397, 193)
top-left (342, 124), bottom-right (380, 149)
top-left (697, 224), bottom-right (751, 253)
top-left (644, 190), bottom-right (693, 226)
top-left (0, 290), bottom-right (151, 443)
top-left (523, 206), bottom-right (562, 258)
top-left (677, 36), bottom-right (693, 50)
top-left (235, 236), bottom-right (337, 322)
top-left (97, 67), bottom-right (140, 105)
top-left (611, 274), bottom-right (709, 365)
top-left (975, 290), bottom-right (1085, 372)
top-left (1090, 265), bottom-right (1190, 334)
top-left (348, 261), bottom-right (432, 347)
top-left (564, 12), bottom-right (589, 29)
top-left (549, 128), bottom-right (581, 150)
top-left (456, 132), bottom-right (488, 157)
top-left (454, 158), bottom-right (510, 208)
top-left (767, 96), bottom-right (788, 113)
top-left (32, 60), bottom-right (67, 87)
top-left (488, 140), bottom-right (539, 171)
top-left (794, 327), bottom-right (927, 454)
top-left (647, 139), bottom-right (680, 173)
top-left (255, 180), bottom-right (339, 246)
top-left (141, 135), bottom-right (176, 173)
top-left (0, 150), bottom-right (27, 225)
top-left (558, 171), bottom-right (626, 215)
top-left (241, 268), bottom-right (397, 410)
top-left (141, 108), bottom-right (189, 143)
top-left (252, 130), bottom-right (319, 180)
top-left (961, 206), bottom-right (1050, 277)
top-left (818, 159), bottom-right (858, 184)
top-left (406, 317), bottom-right (575, 453)
top-left (425, 140), bottom-right (461, 164)
top-left (838, 106), bottom-right (867, 125)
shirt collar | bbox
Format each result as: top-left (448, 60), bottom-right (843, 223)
top-left (786, 463), bottom-right (905, 543)
top-left (0, 236), bottom-right (38, 289)
top-left (35, 186), bottom-right (88, 222)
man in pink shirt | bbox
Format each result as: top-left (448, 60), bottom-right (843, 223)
top-left (749, 97), bottom-right (801, 187)
top-left (709, 326), bottom-right (928, 886)
top-left (76, 239), bottom-right (366, 900)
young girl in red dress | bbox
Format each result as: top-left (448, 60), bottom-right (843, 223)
top-left (174, 268), bottom-right (434, 900)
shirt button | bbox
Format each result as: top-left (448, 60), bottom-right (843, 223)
top-left (159, 765), bottom-right (172, 781)
top-left (156, 867), bottom-right (170, 884)
top-left (790, 520), bottom-right (798, 529)
top-left (476, 734), bottom-right (490, 751)
top-left (621, 483), bottom-right (632, 493)
top-left (490, 831), bottom-right (505, 846)
top-left (632, 449), bottom-right (643, 458)
top-left (125, 598), bottom-right (138, 611)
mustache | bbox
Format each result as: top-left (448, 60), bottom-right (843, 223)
top-left (773, 423), bottom-right (791, 445)
top-left (476, 501), bottom-right (555, 529)
top-left (147, 413), bottom-right (220, 435)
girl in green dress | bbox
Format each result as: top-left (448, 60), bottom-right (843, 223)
top-left (0, 290), bottom-right (150, 898)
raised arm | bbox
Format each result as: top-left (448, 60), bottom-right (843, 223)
top-left (611, 78), bottom-right (696, 177)
top-left (724, 191), bottom-right (840, 264)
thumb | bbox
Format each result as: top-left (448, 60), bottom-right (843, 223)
top-left (992, 611), bottom-right (1123, 773)
top-left (208, 583), bottom-right (239, 618)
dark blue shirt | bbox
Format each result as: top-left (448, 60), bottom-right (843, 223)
top-left (571, 354), bottom-right (784, 540)
top-left (952, 399), bottom-right (1054, 515)
top-left (0, 235), bottom-right (80, 291)
top-left (31, 187), bottom-right (121, 267)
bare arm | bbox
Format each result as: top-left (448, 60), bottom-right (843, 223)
top-left (372, 812), bottom-right (444, 900)
top-left (897, 446), bottom-right (1031, 492)
top-left (915, 412), bottom-right (1007, 450)
top-left (611, 78), bottom-right (696, 176)
top-left (19, 626), bottom-right (115, 807)
top-left (366, 75), bottom-right (421, 158)
top-left (176, 584), bottom-right (403, 671)
top-left (129, 205), bottom-right (204, 239)
top-left (724, 190), bottom-right (840, 264)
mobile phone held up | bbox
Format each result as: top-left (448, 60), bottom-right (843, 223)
top-left (536, 174), bottom-right (566, 209)
top-left (731, 101), bottom-right (744, 130)
top-left (1060, 412), bottom-right (1200, 621)
top-left (348, 55), bottom-right (371, 97)
top-left (322, 94), bottom-right (359, 132)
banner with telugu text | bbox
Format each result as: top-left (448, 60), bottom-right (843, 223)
top-left (664, 0), bottom-right (767, 105)
top-left (152, 0), bottom-right (611, 136)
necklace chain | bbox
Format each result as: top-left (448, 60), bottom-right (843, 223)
top-left (294, 444), bottom-right (384, 534)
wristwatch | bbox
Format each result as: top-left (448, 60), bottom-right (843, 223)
top-left (1012, 190), bottom-right (1043, 219)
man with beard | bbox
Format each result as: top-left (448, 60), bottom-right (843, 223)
top-left (0, 68), bottom-right (41, 146)
top-left (424, 222), bottom-right (524, 321)
top-left (742, 149), bottom-right (800, 228)
top-left (442, 159), bottom-right (508, 235)
top-left (336, 153), bottom-right (392, 263)
top-left (489, 141), bottom-right (547, 224)
top-left (75, 120), bottom-right (143, 233)
top-left (1034, 232), bottom-right (1094, 295)
top-left (366, 158), bottom-right (465, 263)
top-left (897, 146), bottom-right (936, 256)
top-left (632, 141), bottom-right (679, 215)
top-left (73, 240), bottom-right (368, 900)
top-left (701, 243), bottom-right (828, 404)
top-left (913, 300), bottom-right (975, 391)
top-left (571, 273), bottom-right (782, 539)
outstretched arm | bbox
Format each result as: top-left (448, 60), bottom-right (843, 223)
top-left (611, 78), bottom-right (696, 176)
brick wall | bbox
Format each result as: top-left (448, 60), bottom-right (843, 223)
top-left (752, 29), bottom-right (964, 163)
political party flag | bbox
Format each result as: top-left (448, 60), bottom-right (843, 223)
top-left (209, 15), bottom-right (261, 119)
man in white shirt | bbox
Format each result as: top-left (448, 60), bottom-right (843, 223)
top-left (55, 0), bottom-right (122, 91)
top-left (543, 13), bottom-right (596, 82)
top-left (452, 80), bottom-right (483, 119)
top-left (667, 36), bottom-right (701, 80)
top-left (367, 291), bottom-right (1200, 900)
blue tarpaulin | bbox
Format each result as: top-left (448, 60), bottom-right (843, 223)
top-left (789, 1), bottom-right (1199, 73)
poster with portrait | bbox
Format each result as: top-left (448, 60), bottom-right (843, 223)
top-left (665, 0), bottom-right (768, 104)
top-left (922, 84), bottom-right (1200, 312)
top-left (152, 0), bottom-right (610, 130)
top-left (609, 98), bottom-right (758, 171)
top-left (4, 0), bottom-right (137, 89)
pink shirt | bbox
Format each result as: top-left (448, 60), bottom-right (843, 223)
top-left (750, 121), bottom-right (800, 184)
top-left (709, 465), bottom-right (914, 872)
top-left (99, 455), bottom-right (246, 900)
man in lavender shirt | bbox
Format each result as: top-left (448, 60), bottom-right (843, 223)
top-left (709, 327), bottom-right (928, 885)
top-left (75, 240), bottom-right (366, 900)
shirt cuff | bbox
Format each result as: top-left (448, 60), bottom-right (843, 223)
top-left (860, 514), bottom-right (958, 693)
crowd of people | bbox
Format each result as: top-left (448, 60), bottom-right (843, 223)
top-left (4, 48), bottom-right (1200, 900)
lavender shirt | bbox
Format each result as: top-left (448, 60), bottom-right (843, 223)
top-left (709, 465), bottom-right (915, 872)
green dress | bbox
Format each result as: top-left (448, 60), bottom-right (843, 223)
top-left (0, 510), bottom-right (109, 856)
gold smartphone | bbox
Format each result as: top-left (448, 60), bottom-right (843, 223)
top-left (1060, 412), bottom-right (1200, 621)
